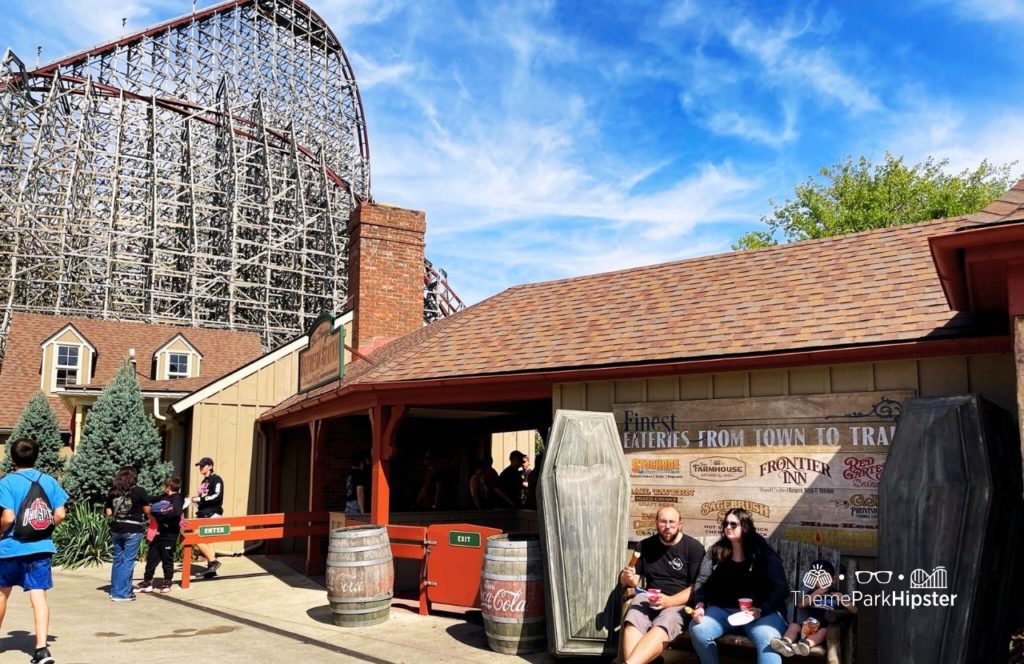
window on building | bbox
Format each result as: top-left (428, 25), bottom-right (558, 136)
top-left (55, 344), bottom-right (79, 387)
top-left (168, 352), bottom-right (189, 379)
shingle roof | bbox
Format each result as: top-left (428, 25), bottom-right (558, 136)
top-left (0, 313), bottom-right (263, 430)
top-left (263, 216), bottom-right (999, 420)
top-left (963, 176), bottom-right (1024, 226)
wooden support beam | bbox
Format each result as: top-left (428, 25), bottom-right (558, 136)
top-left (267, 426), bottom-right (282, 555)
top-left (369, 404), bottom-right (406, 525)
top-left (306, 419), bottom-right (326, 576)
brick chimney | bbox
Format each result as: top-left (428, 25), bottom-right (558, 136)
top-left (347, 202), bottom-right (426, 354)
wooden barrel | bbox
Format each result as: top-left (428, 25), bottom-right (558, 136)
top-left (326, 525), bottom-right (394, 627)
top-left (480, 533), bottom-right (546, 654)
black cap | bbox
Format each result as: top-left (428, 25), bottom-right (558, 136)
top-left (195, 457), bottom-right (214, 468)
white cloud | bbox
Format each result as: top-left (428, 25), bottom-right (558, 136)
top-left (921, 0), bottom-right (1024, 22)
top-left (349, 53), bottom-right (416, 89)
top-left (725, 18), bottom-right (882, 114)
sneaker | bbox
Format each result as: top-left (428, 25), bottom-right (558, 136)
top-left (159, 580), bottom-right (173, 594)
top-left (207, 559), bottom-right (222, 574)
top-left (110, 594), bottom-right (137, 602)
top-left (792, 639), bottom-right (812, 656)
top-left (30, 647), bottom-right (54, 664)
top-left (770, 637), bottom-right (795, 657)
top-left (136, 581), bottom-right (155, 593)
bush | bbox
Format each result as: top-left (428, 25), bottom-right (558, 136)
top-left (64, 359), bottom-right (172, 505)
top-left (52, 505), bottom-right (112, 568)
top-left (4, 392), bottom-right (66, 478)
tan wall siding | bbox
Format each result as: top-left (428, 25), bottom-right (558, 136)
top-left (186, 348), bottom-right (300, 551)
top-left (490, 430), bottom-right (538, 467)
top-left (553, 353), bottom-right (1016, 417)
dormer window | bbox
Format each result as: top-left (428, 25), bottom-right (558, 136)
top-left (168, 352), bottom-right (189, 379)
top-left (154, 333), bottom-right (202, 380)
top-left (55, 345), bottom-right (80, 386)
top-left (40, 324), bottom-right (94, 392)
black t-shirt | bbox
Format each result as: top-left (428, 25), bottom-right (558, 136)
top-left (105, 486), bottom-right (150, 534)
top-left (196, 473), bottom-right (224, 515)
top-left (635, 533), bottom-right (705, 596)
top-left (497, 466), bottom-right (525, 506)
top-left (346, 468), bottom-right (368, 502)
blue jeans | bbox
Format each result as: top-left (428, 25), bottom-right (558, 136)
top-left (689, 605), bottom-right (787, 664)
top-left (111, 532), bottom-right (143, 598)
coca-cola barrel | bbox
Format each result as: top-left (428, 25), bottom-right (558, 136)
top-left (326, 525), bottom-right (394, 627)
top-left (480, 533), bottom-right (546, 654)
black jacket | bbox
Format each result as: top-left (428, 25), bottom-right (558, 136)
top-left (693, 547), bottom-right (789, 616)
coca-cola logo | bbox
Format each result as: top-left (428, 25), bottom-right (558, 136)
top-left (479, 579), bottom-right (542, 616)
top-left (480, 587), bottom-right (526, 614)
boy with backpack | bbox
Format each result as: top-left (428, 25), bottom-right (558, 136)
top-left (0, 437), bottom-right (68, 664)
top-left (137, 477), bottom-right (184, 594)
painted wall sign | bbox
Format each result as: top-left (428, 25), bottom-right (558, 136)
top-left (614, 391), bottom-right (912, 555)
top-left (298, 312), bottom-right (345, 393)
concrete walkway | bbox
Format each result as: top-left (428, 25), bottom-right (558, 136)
top-left (0, 556), bottom-right (603, 664)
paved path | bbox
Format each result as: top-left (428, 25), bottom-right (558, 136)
top-left (0, 556), bottom-right (600, 664)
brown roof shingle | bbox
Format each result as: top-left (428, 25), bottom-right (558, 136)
top-left (0, 313), bottom-right (263, 430)
top-left (263, 216), bottom-right (999, 420)
top-left (964, 176), bottom-right (1024, 225)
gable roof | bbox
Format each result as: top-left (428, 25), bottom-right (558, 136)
top-left (153, 333), bottom-right (204, 359)
top-left (262, 216), bottom-right (1004, 422)
top-left (0, 313), bottom-right (263, 430)
top-left (40, 323), bottom-right (96, 353)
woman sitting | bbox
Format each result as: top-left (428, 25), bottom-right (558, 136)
top-left (689, 508), bottom-right (789, 664)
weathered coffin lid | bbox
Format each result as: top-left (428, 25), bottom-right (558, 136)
top-left (538, 409), bottom-right (631, 656)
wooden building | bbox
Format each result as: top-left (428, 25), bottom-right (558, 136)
top-left (0, 313), bottom-right (263, 476)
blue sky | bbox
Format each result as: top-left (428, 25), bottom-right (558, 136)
top-left (4, 1), bottom-right (1024, 305)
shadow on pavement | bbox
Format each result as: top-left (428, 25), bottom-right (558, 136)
top-left (0, 629), bottom-right (53, 654)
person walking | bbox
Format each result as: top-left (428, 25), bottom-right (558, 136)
top-left (137, 477), bottom-right (184, 594)
top-left (190, 457), bottom-right (224, 577)
top-left (104, 466), bottom-right (151, 601)
top-left (0, 437), bottom-right (67, 664)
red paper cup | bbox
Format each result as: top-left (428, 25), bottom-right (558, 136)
top-left (738, 597), bottom-right (753, 611)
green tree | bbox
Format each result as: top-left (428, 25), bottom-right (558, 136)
top-left (64, 359), bottom-right (172, 506)
top-left (3, 392), bottom-right (66, 477)
top-left (734, 153), bottom-right (1016, 250)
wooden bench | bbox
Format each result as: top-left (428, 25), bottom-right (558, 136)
top-left (616, 535), bottom-right (858, 664)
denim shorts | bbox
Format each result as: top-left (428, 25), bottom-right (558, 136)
top-left (0, 552), bottom-right (54, 591)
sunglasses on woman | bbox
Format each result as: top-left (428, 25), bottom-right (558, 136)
top-left (722, 520), bottom-right (741, 529)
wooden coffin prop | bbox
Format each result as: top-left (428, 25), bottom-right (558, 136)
top-left (538, 409), bottom-right (630, 657)
top-left (878, 395), bottom-right (1023, 664)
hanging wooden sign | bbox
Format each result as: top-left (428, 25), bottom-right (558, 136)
top-left (298, 311), bottom-right (345, 392)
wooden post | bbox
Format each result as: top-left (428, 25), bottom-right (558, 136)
top-left (1010, 265), bottom-right (1024, 498)
top-left (306, 419), bottom-right (326, 576)
top-left (267, 426), bottom-right (282, 555)
top-left (181, 542), bottom-right (193, 589)
top-left (369, 404), bottom-right (406, 526)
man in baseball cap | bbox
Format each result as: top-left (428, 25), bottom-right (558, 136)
top-left (190, 457), bottom-right (223, 577)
